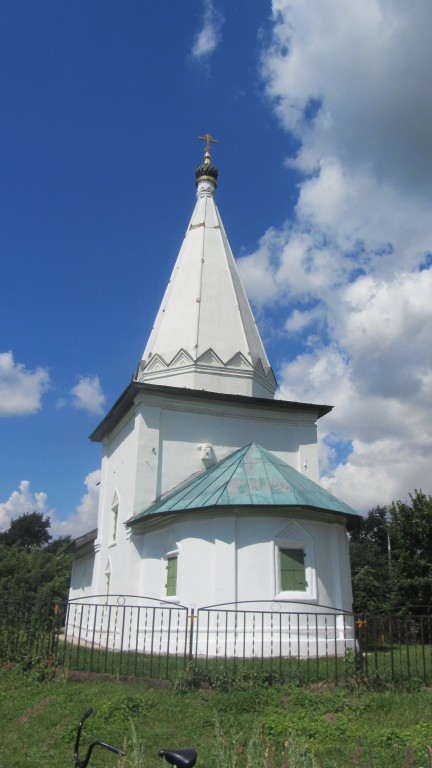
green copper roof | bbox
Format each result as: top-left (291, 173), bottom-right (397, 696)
top-left (127, 443), bottom-right (360, 526)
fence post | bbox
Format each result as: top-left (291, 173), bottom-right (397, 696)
top-left (188, 608), bottom-right (195, 662)
top-left (355, 616), bottom-right (367, 678)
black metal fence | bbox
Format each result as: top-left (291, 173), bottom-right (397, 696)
top-left (355, 613), bottom-right (432, 684)
top-left (2, 595), bottom-right (432, 685)
top-left (60, 595), bottom-right (189, 679)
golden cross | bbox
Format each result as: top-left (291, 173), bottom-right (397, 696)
top-left (198, 133), bottom-right (218, 161)
top-left (198, 133), bottom-right (218, 152)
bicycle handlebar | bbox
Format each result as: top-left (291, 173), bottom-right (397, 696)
top-left (74, 708), bottom-right (126, 767)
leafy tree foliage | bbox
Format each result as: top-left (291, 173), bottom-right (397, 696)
top-left (0, 512), bottom-right (72, 629)
top-left (350, 506), bottom-right (391, 613)
top-left (350, 491), bottom-right (432, 614)
top-left (388, 491), bottom-right (432, 609)
top-left (0, 511), bottom-right (51, 550)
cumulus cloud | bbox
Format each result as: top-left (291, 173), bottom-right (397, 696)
top-left (191, 0), bottom-right (224, 61)
top-left (0, 480), bottom-right (53, 531)
top-left (264, 0), bottom-right (432, 192)
top-left (0, 471), bottom-right (100, 539)
top-left (51, 470), bottom-right (100, 538)
top-left (238, 0), bottom-right (432, 511)
top-left (0, 351), bottom-right (50, 416)
top-left (70, 375), bottom-right (106, 416)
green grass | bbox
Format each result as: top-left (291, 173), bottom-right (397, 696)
top-left (1, 665), bottom-right (432, 767)
top-left (58, 638), bottom-right (188, 680)
top-left (57, 636), bottom-right (432, 689)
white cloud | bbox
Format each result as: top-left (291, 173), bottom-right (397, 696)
top-left (285, 306), bottom-right (323, 335)
top-left (0, 471), bottom-right (100, 539)
top-left (51, 470), bottom-right (100, 539)
top-left (264, 0), bottom-right (432, 191)
top-left (277, 336), bottom-right (432, 511)
top-left (0, 480), bottom-right (53, 531)
top-left (0, 351), bottom-right (50, 416)
top-left (191, 0), bottom-right (224, 61)
top-left (239, 0), bottom-right (432, 511)
top-left (70, 375), bottom-right (106, 416)
top-left (320, 437), bottom-right (431, 513)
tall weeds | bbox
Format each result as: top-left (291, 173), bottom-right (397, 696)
top-left (212, 716), bottom-right (318, 768)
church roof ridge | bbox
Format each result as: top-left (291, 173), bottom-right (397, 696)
top-left (126, 442), bottom-right (360, 527)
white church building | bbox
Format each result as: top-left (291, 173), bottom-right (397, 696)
top-left (66, 138), bottom-right (360, 658)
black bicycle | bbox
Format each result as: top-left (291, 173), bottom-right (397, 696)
top-left (74, 708), bottom-right (197, 768)
top-left (74, 709), bottom-right (125, 767)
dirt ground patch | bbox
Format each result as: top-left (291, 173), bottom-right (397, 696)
top-left (16, 696), bottom-right (56, 726)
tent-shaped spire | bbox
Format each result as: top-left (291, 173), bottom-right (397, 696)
top-left (127, 443), bottom-right (361, 527)
top-left (135, 137), bottom-right (277, 398)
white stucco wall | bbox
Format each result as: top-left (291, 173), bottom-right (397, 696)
top-left (121, 510), bottom-right (352, 613)
top-left (132, 389), bottom-right (320, 510)
top-left (69, 551), bottom-right (96, 599)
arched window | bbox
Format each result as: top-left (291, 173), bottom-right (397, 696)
top-left (111, 492), bottom-right (119, 543)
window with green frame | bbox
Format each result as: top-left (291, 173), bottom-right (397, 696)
top-left (166, 556), bottom-right (178, 596)
top-left (280, 548), bottom-right (307, 591)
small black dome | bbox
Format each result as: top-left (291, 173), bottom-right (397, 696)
top-left (195, 162), bottom-right (218, 186)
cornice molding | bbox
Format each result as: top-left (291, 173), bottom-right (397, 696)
top-left (133, 392), bottom-right (319, 427)
top-left (91, 381), bottom-right (332, 443)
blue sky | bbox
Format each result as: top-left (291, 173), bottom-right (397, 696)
top-left (1, 0), bottom-right (432, 537)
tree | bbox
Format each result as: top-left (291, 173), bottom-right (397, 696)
top-left (350, 507), bottom-right (391, 613)
top-left (387, 490), bottom-right (432, 610)
top-left (350, 491), bottom-right (432, 614)
top-left (0, 511), bottom-right (51, 550)
top-left (0, 513), bottom-right (72, 629)
top-left (350, 506), bottom-right (390, 552)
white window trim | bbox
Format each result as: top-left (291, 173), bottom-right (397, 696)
top-left (274, 522), bottom-right (317, 602)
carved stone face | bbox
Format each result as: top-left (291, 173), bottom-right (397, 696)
top-left (197, 443), bottom-right (216, 467)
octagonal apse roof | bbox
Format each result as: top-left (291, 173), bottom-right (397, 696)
top-left (127, 443), bottom-right (360, 527)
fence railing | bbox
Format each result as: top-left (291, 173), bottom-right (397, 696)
top-left (355, 613), bottom-right (432, 684)
top-left (60, 595), bottom-right (189, 679)
top-left (2, 595), bottom-right (432, 685)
